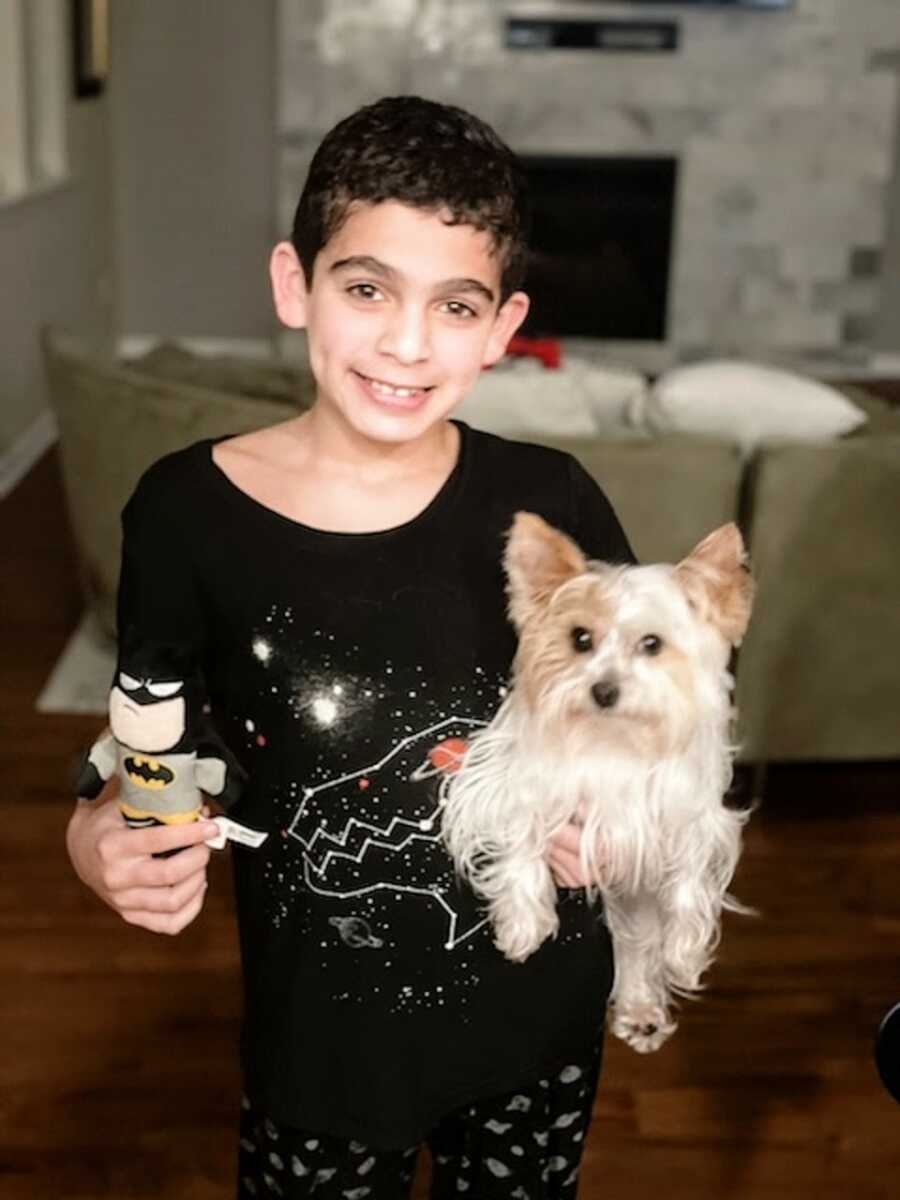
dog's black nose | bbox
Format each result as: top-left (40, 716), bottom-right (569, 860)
top-left (591, 681), bottom-right (620, 709)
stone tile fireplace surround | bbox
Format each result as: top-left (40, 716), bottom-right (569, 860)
top-left (277, 0), bottom-right (900, 368)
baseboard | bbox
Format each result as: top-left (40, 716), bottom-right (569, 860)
top-left (0, 408), bottom-right (58, 500)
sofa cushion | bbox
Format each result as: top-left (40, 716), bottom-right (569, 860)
top-left (133, 340), bottom-right (316, 409)
top-left (42, 329), bottom-right (297, 637)
top-left (635, 360), bottom-right (868, 453)
top-left (531, 434), bottom-right (744, 567)
top-left (833, 382), bottom-right (900, 435)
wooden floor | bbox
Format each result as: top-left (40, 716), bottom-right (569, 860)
top-left (3, 449), bottom-right (899, 1199)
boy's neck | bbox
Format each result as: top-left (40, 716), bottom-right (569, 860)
top-left (211, 404), bottom-right (463, 534)
top-left (298, 403), bottom-right (458, 482)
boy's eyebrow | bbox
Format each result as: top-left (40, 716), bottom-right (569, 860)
top-left (330, 255), bottom-right (496, 305)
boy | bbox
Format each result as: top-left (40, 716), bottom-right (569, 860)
top-left (67, 96), bottom-right (633, 1198)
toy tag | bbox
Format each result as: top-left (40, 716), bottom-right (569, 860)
top-left (207, 816), bottom-right (269, 851)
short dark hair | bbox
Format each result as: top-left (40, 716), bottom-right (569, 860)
top-left (291, 95), bottom-right (530, 304)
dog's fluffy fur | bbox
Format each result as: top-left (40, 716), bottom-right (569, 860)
top-left (440, 515), bottom-right (754, 1052)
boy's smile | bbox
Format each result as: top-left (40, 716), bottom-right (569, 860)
top-left (271, 201), bottom-right (528, 447)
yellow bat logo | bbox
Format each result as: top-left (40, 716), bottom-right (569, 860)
top-left (124, 755), bottom-right (176, 790)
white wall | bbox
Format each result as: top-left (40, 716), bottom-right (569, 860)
top-left (0, 94), bottom-right (114, 458)
top-left (111, 0), bottom-right (278, 341)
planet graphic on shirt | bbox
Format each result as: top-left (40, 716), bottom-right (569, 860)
top-left (328, 915), bottom-right (384, 949)
top-left (408, 736), bottom-right (469, 782)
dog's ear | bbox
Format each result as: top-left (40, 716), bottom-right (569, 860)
top-left (675, 523), bottom-right (754, 646)
top-left (504, 512), bottom-right (587, 629)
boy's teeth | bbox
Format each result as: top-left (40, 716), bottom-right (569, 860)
top-left (367, 377), bottom-right (420, 398)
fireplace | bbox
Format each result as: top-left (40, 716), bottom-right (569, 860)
top-left (518, 156), bottom-right (677, 341)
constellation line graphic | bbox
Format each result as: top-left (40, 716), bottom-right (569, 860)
top-left (303, 862), bottom-right (489, 951)
top-left (287, 717), bottom-right (490, 950)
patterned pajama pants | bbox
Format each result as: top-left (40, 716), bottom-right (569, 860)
top-left (237, 1042), bottom-right (603, 1200)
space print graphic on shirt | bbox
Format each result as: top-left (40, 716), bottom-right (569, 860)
top-left (287, 715), bottom-right (490, 951)
top-left (231, 608), bottom-right (515, 1013)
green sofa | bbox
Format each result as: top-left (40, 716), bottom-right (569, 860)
top-left (43, 328), bottom-right (900, 763)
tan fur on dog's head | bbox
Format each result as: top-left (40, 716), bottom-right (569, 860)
top-left (504, 512), bottom-right (587, 631)
top-left (505, 514), bottom-right (753, 645)
top-left (503, 514), bottom-right (754, 758)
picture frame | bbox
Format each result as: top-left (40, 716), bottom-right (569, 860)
top-left (72, 0), bottom-right (109, 99)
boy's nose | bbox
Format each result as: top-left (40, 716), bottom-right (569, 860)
top-left (377, 307), bottom-right (430, 364)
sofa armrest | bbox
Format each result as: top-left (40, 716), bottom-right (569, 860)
top-left (736, 435), bottom-right (900, 761)
top-left (42, 328), bottom-right (297, 638)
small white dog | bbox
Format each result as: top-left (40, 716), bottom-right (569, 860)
top-left (440, 513), bottom-right (754, 1052)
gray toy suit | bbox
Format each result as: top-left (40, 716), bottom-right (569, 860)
top-left (87, 729), bottom-right (227, 823)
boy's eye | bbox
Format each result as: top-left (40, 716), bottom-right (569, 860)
top-left (571, 627), bottom-right (593, 653)
top-left (638, 634), bottom-right (664, 656)
top-left (441, 300), bottom-right (477, 319)
top-left (347, 282), bottom-right (383, 302)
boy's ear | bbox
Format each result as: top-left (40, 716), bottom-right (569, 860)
top-left (270, 241), bottom-right (309, 329)
top-left (482, 291), bottom-right (530, 368)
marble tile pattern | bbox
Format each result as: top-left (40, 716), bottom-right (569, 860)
top-left (277, 0), bottom-right (900, 355)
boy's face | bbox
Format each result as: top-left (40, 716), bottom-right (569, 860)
top-left (271, 201), bottom-right (529, 446)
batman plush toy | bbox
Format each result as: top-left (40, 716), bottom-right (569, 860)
top-left (77, 643), bottom-right (266, 853)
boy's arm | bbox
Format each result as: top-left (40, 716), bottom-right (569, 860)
top-left (67, 463), bottom-right (220, 933)
top-left (567, 456), bottom-right (637, 566)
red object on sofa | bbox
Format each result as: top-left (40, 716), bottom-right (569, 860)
top-left (506, 335), bottom-right (562, 369)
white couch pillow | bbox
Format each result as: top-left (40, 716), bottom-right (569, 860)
top-left (454, 358), bottom-right (597, 437)
top-left (454, 356), bottom-right (648, 439)
top-left (566, 357), bottom-right (649, 434)
top-left (636, 360), bottom-right (867, 452)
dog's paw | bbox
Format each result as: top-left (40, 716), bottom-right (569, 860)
top-left (493, 907), bottom-right (558, 963)
top-left (609, 1001), bottom-right (677, 1053)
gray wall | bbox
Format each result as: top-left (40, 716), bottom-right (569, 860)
top-left (0, 95), bottom-right (115, 456)
top-left (876, 84), bottom-right (900, 352)
top-left (111, 0), bottom-right (277, 340)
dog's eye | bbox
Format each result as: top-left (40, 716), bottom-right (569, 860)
top-left (638, 634), bottom-right (664, 656)
top-left (571, 627), bottom-right (593, 653)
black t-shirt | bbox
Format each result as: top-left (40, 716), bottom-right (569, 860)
top-left (117, 420), bottom-right (635, 1149)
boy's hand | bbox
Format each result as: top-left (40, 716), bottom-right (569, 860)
top-left (547, 820), bottom-right (603, 889)
top-left (66, 783), bottom-right (220, 935)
